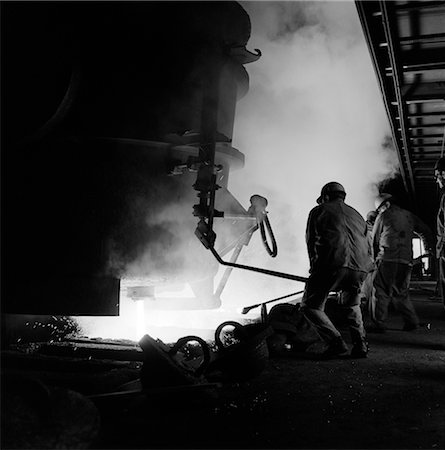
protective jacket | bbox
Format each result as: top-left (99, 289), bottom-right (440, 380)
top-left (306, 199), bottom-right (372, 274)
top-left (372, 204), bottom-right (433, 264)
top-left (366, 221), bottom-right (374, 258)
top-left (437, 191), bottom-right (445, 258)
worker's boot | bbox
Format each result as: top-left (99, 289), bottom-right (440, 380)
top-left (351, 338), bottom-right (369, 358)
top-left (403, 322), bottom-right (431, 332)
top-left (320, 336), bottom-right (349, 358)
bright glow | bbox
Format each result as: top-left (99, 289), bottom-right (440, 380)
top-left (75, 286), bottom-right (147, 341)
top-left (413, 237), bottom-right (429, 272)
top-left (136, 300), bottom-right (145, 339)
top-left (225, 1), bottom-right (398, 304)
top-left (75, 278), bottom-right (261, 343)
top-left (155, 283), bottom-right (195, 298)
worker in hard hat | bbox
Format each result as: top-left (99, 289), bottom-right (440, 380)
top-left (370, 194), bottom-right (434, 332)
top-left (302, 182), bottom-right (373, 358)
top-left (434, 157), bottom-right (445, 306)
top-left (360, 210), bottom-right (378, 312)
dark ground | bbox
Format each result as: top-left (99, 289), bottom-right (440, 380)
top-left (1, 287), bottom-right (444, 449)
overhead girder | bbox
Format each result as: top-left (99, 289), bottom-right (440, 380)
top-left (356, 0), bottom-right (445, 228)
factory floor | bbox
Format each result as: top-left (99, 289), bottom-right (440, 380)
top-left (2, 286), bottom-right (445, 449)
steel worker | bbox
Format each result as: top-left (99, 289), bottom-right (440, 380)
top-left (302, 182), bottom-right (373, 358)
top-left (360, 210), bottom-right (378, 312)
top-left (370, 194), bottom-right (434, 332)
top-left (434, 157), bottom-right (445, 307)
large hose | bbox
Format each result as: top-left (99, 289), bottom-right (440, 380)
top-left (259, 215), bottom-right (277, 257)
top-left (250, 195), bottom-right (278, 258)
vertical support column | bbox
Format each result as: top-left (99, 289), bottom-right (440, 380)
top-left (200, 51), bottom-right (222, 231)
top-left (194, 47), bottom-right (225, 249)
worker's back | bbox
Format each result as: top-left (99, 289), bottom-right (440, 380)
top-left (306, 199), bottom-right (371, 273)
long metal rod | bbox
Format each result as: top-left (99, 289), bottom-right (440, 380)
top-left (241, 289), bottom-right (305, 314)
top-left (380, 32), bottom-right (445, 47)
top-left (399, 112), bottom-right (445, 120)
top-left (215, 243), bottom-right (246, 298)
top-left (412, 161), bottom-right (444, 166)
top-left (387, 63), bottom-right (445, 73)
top-left (209, 246), bottom-right (308, 283)
top-left (411, 144), bottom-right (444, 149)
top-left (403, 123), bottom-right (445, 130)
top-left (412, 151), bottom-right (445, 156)
top-left (410, 134), bottom-right (445, 139)
top-left (218, 223), bottom-right (258, 258)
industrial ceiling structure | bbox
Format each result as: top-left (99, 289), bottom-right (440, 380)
top-left (356, 0), bottom-right (445, 227)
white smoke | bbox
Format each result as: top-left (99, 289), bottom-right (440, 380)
top-left (220, 0), bottom-right (399, 306)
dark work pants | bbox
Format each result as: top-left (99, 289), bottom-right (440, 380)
top-left (438, 255), bottom-right (445, 306)
top-left (371, 261), bottom-right (419, 328)
top-left (302, 267), bottom-right (367, 344)
top-left (361, 269), bottom-right (376, 314)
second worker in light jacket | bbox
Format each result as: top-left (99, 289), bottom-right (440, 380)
top-left (370, 194), bottom-right (434, 332)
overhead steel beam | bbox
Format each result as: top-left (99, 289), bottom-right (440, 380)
top-left (413, 161), bottom-right (441, 164)
top-left (387, 62), bottom-right (445, 73)
top-left (355, 1), bottom-right (410, 194)
top-left (401, 82), bottom-right (445, 103)
top-left (410, 134), bottom-right (445, 139)
top-left (380, 32), bottom-right (445, 47)
top-left (412, 150), bottom-right (445, 156)
top-left (380, 1), bottom-right (417, 200)
top-left (393, 1), bottom-right (445, 12)
top-left (415, 167), bottom-right (440, 170)
top-left (403, 63), bottom-right (445, 72)
top-left (411, 144), bottom-right (444, 148)
top-left (400, 33), bottom-right (445, 45)
top-left (402, 123), bottom-right (445, 129)
top-left (401, 48), bottom-right (445, 67)
top-left (398, 112), bottom-right (445, 119)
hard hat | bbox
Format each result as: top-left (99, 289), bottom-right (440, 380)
top-left (434, 157), bottom-right (445, 171)
top-left (374, 193), bottom-right (392, 211)
top-left (366, 210), bottom-right (378, 222)
top-left (317, 181), bottom-right (346, 203)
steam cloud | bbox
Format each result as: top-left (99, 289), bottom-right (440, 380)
top-left (221, 0), bottom-right (399, 305)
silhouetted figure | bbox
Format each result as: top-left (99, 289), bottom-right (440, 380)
top-left (302, 182), bottom-right (373, 358)
top-left (361, 210), bottom-right (378, 312)
top-left (370, 194), bottom-right (433, 332)
top-left (434, 157), bottom-right (445, 307)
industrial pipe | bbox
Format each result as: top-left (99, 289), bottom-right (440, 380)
top-left (208, 245), bottom-right (308, 283)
